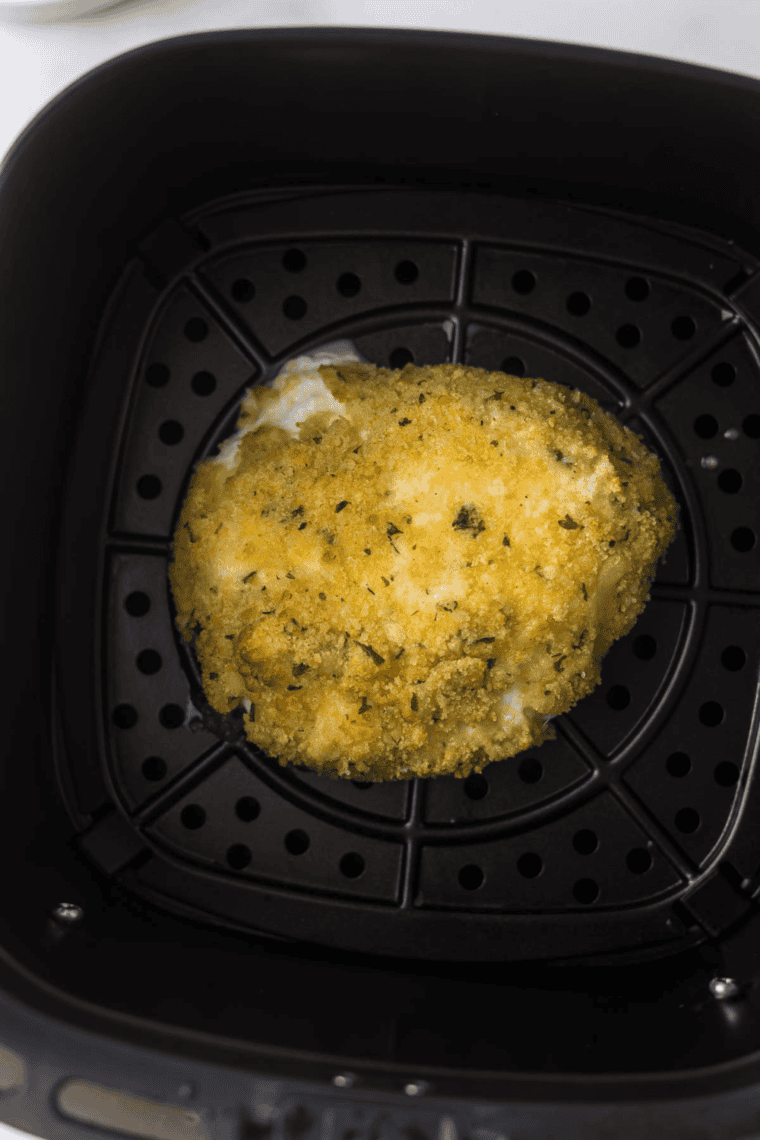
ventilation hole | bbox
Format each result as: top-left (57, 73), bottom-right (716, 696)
top-left (625, 276), bottom-right (650, 301)
top-left (458, 864), bottom-right (484, 890)
top-left (731, 526), bottom-right (756, 552)
top-left (159, 704), bottom-right (185, 729)
top-left (694, 413), bottom-right (718, 439)
top-left (284, 828), bottom-right (310, 855)
top-left (146, 363), bottom-right (170, 388)
top-left (282, 248), bottom-right (307, 272)
top-left (511, 269), bottom-right (536, 295)
top-left (626, 848), bottom-right (653, 874)
top-left (500, 355), bottom-right (525, 377)
top-left (606, 684), bottom-right (631, 710)
top-left (191, 370), bottom-right (216, 396)
top-left (235, 796), bottom-right (261, 821)
top-left (573, 878), bottom-right (599, 904)
top-left (136, 649), bottom-right (161, 675)
top-left (675, 807), bottom-right (700, 833)
top-left (394, 260), bottom-right (419, 285)
top-left (516, 853), bottom-right (543, 878)
top-left (112, 704), bottom-right (137, 729)
top-left (743, 413), bottom-right (760, 439)
top-left (699, 701), bottom-right (724, 727)
top-left (714, 761), bottom-right (740, 787)
top-left (340, 852), bottom-right (365, 879)
top-left (721, 645), bottom-right (746, 671)
top-left (137, 475), bottom-right (161, 500)
top-left (666, 751), bottom-right (691, 777)
top-left (184, 317), bottom-right (208, 342)
top-left (158, 420), bottom-right (184, 446)
top-left (712, 361), bottom-right (736, 387)
top-left (632, 634), bottom-right (657, 660)
top-left (573, 829), bottom-right (599, 855)
top-left (616, 324), bottom-right (640, 348)
top-left (352, 780), bottom-right (373, 790)
top-left (180, 804), bottom-right (206, 830)
top-left (283, 296), bottom-right (307, 320)
top-left (718, 468), bottom-right (742, 493)
top-left (671, 315), bottom-right (696, 340)
top-left (566, 291), bottom-right (591, 316)
top-left (232, 278), bottom-right (255, 303)
top-left (463, 773), bottom-right (488, 800)
top-left (389, 347), bottom-right (414, 369)
top-left (518, 756), bottom-right (543, 783)
top-left (227, 844), bottom-right (252, 870)
top-left (141, 756), bottom-right (167, 781)
top-left (125, 591), bottom-right (150, 617)
top-left (337, 272), bottom-right (361, 297)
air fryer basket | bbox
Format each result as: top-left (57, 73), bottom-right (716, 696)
top-left (3, 26), bottom-right (760, 1140)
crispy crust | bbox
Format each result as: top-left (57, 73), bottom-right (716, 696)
top-left (169, 363), bottom-right (678, 781)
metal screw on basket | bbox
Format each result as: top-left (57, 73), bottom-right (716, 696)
top-left (404, 1081), bottom-right (428, 1097)
top-left (710, 976), bottom-right (741, 1000)
top-left (332, 1073), bottom-right (355, 1089)
top-left (52, 903), bottom-right (84, 924)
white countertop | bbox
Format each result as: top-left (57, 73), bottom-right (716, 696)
top-left (1, 1), bottom-right (760, 1138)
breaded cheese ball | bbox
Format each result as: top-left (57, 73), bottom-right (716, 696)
top-left (169, 359), bottom-right (678, 782)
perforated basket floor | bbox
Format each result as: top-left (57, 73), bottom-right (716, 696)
top-left (55, 188), bottom-right (760, 963)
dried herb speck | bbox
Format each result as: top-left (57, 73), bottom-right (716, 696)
top-left (355, 642), bottom-right (385, 666)
top-left (452, 505), bottom-right (486, 536)
top-left (411, 693), bottom-right (419, 712)
top-left (335, 500), bottom-right (349, 512)
top-left (558, 514), bottom-right (579, 530)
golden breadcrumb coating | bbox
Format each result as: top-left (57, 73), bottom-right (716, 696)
top-left (169, 363), bottom-right (678, 781)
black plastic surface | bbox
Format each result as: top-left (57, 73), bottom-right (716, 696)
top-left (66, 187), bottom-right (759, 965)
top-left (2, 25), bottom-right (760, 1139)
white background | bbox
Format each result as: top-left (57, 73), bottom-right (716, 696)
top-left (0, 1), bottom-right (759, 1137)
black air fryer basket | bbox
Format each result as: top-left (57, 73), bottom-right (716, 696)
top-left (3, 26), bottom-right (760, 1140)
